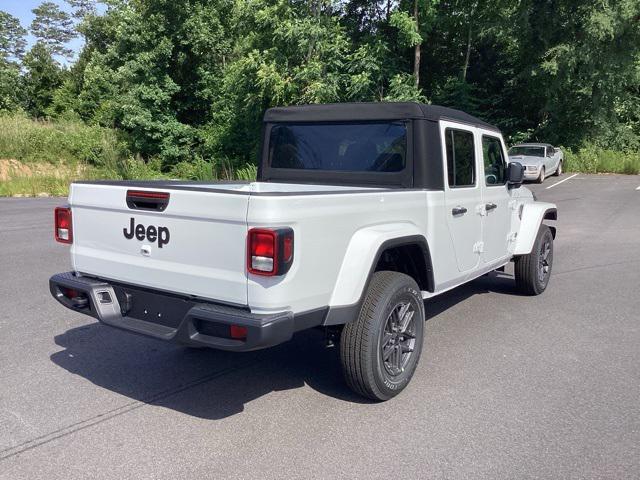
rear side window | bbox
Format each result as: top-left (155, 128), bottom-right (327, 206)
top-left (482, 136), bottom-right (506, 185)
top-left (445, 128), bottom-right (476, 187)
top-left (268, 122), bottom-right (407, 172)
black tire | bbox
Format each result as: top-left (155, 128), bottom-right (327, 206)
top-left (536, 166), bottom-right (545, 184)
top-left (340, 271), bottom-right (425, 401)
top-left (554, 161), bottom-right (563, 176)
top-left (514, 225), bottom-right (554, 295)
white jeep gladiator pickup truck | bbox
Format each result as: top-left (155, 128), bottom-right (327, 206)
top-left (50, 102), bottom-right (557, 401)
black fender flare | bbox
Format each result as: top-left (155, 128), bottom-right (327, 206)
top-left (322, 235), bottom-right (433, 326)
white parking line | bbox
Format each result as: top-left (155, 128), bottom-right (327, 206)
top-left (546, 173), bottom-right (578, 189)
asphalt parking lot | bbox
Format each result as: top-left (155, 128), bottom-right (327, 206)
top-left (1, 174), bottom-right (639, 479)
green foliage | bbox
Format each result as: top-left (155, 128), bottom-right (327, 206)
top-left (22, 42), bottom-right (65, 117)
top-left (169, 158), bottom-right (215, 181)
top-left (564, 144), bottom-right (640, 175)
top-left (0, 0), bottom-right (638, 190)
top-left (117, 157), bottom-right (166, 180)
top-left (504, 0), bottom-right (640, 149)
top-left (0, 112), bottom-right (128, 167)
top-left (65, 0), bottom-right (97, 20)
top-left (0, 11), bottom-right (27, 111)
top-left (0, 64), bottom-right (22, 112)
top-left (233, 163), bottom-right (258, 181)
top-left (385, 73), bottom-right (426, 102)
top-left (0, 10), bottom-right (27, 61)
top-left (433, 78), bottom-right (481, 116)
top-left (389, 10), bottom-right (422, 48)
top-left (0, 174), bottom-right (73, 197)
top-left (30, 2), bottom-right (76, 59)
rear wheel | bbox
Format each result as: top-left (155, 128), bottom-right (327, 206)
top-left (554, 161), bottom-right (563, 176)
top-left (340, 271), bottom-right (425, 401)
top-left (536, 167), bottom-right (545, 184)
top-left (514, 225), bottom-right (554, 295)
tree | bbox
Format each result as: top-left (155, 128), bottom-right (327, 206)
top-left (504, 0), bottom-right (640, 147)
top-left (0, 11), bottom-right (27, 111)
top-left (65, 0), bottom-right (97, 20)
top-left (0, 10), bottom-right (27, 62)
top-left (29, 0), bottom-right (638, 168)
top-left (30, 2), bottom-right (76, 59)
top-left (22, 42), bottom-right (65, 116)
top-left (0, 64), bottom-right (22, 112)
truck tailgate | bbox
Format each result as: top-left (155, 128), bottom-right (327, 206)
top-left (69, 183), bottom-right (249, 305)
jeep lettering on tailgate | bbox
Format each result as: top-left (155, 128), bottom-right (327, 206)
top-left (123, 217), bottom-right (170, 248)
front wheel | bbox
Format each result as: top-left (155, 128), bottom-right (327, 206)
top-left (340, 271), bottom-right (425, 401)
top-left (536, 167), bottom-right (545, 184)
top-left (514, 225), bottom-right (554, 295)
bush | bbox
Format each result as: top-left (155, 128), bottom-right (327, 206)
top-left (169, 158), bottom-right (216, 181)
top-left (563, 144), bottom-right (640, 174)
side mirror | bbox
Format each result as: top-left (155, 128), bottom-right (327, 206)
top-left (507, 162), bottom-right (524, 188)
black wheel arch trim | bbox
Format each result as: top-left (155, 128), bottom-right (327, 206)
top-left (543, 208), bottom-right (557, 239)
top-left (322, 234), bottom-right (433, 326)
top-left (543, 207), bottom-right (557, 221)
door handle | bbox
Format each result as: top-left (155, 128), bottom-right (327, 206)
top-left (485, 203), bottom-right (497, 212)
top-left (452, 206), bottom-right (467, 216)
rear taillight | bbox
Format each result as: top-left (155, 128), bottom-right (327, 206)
top-left (54, 207), bottom-right (73, 244)
top-left (247, 228), bottom-right (294, 276)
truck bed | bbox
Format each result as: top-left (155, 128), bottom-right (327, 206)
top-left (67, 180), bottom-right (390, 308)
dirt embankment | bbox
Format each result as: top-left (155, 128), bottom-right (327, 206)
top-left (0, 159), bottom-right (84, 181)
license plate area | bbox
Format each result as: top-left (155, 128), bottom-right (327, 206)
top-left (113, 284), bottom-right (194, 329)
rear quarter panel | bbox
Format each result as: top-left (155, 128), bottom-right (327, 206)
top-left (246, 189), bottom-right (458, 314)
top-left (246, 190), bottom-right (424, 314)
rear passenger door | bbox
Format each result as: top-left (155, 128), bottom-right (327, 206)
top-left (480, 133), bottom-right (512, 265)
top-left (441, 122), bottom-right (483, 273)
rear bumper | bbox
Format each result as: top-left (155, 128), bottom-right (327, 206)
top-left (49, 272), bottom-right (301, 352)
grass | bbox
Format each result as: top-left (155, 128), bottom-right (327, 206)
top-left (0, 112), bottom-right (127, 170)
top-left (0, 159), bottom-right (259, 197)
top-left (0, 113), bottom-right (258, 196)
top-left (563, 144), bottom-right (640, 175)
top-left (0, 175), bottom-right (73, 197)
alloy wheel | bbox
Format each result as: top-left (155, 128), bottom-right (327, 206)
top-left (538, 239), bottom-right (552, 283)
top-left (381, 302), bottom-right (417, 376)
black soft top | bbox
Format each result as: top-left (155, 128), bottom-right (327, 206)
top-left (264, 102), bottom-right (499, 132)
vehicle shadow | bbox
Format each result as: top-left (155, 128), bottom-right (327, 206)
top-left (50, 321), bottom-right (372, 421)
top-left (424, 271), bottom-right (520, 320)
top-left (50, 271), bottom-right (520, 420)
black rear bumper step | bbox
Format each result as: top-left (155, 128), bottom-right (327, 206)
top-left (49, 272), bottom-right (298, 352)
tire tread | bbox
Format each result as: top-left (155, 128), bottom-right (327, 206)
top-left (514, 225), bottom-right (552, 295)
top-left (340, 271), bottom-right (421, 400)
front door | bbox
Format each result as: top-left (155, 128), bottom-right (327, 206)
top-left (442, 122), bottom-right (483, 272)
top-left (480, 133), bottom-right (512, 264)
